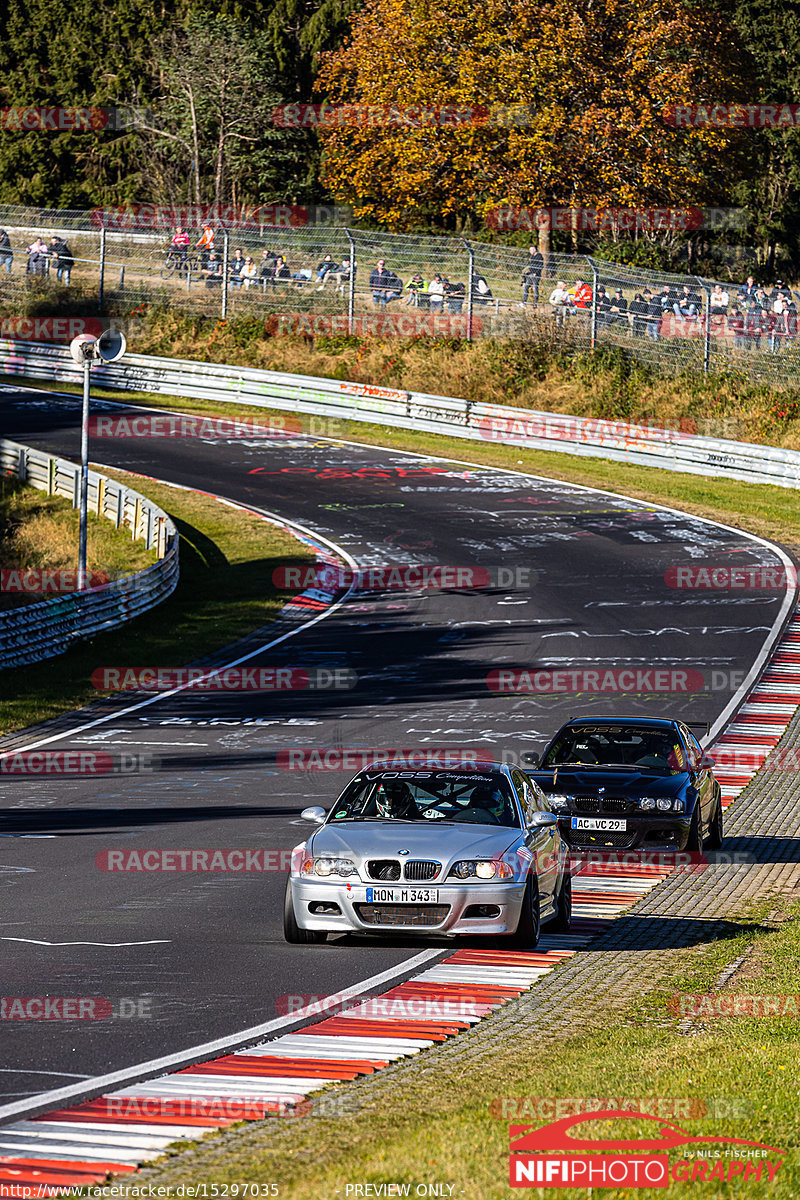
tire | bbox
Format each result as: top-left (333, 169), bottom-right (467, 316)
top-left (686, 804), bottom-right (704, 852)
top-left (507, 875), bottom-right (541, 949)
top-left (283, 879), bottom-right (326, 944)
top-left (160, 257), bottom-right (178, 280)
top-left (707, 796), bottom-right (724, 850)
top-left (550, 870), bottom-right (572, 932)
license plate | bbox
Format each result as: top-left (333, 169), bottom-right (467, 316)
top-left (571, 817), bottom-right (627, 831)
top-left (365, 887), bottom-right (439, 903)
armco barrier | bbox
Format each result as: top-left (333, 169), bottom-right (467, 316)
top-left (3, 338), bottom-right (800, 490)
top-left (0, 438), bottom-right (179, 669)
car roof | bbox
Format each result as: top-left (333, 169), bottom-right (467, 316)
top-left (558, 716), bottom-right (684, 730)
top-left (350, 762), bottom-right (513, 779)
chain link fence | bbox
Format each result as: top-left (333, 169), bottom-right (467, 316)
top-left (0, 204), bottom-right (799, 385)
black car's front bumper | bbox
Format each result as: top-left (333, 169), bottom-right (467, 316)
top-left (558, 813), bottom-right (693, 852)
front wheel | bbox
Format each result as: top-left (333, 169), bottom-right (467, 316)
top-left (283, 879), bottom-right (326, 944)
top-left (707, 797), bottom-right (724, 850)
top-left (160, 255), bottom-right (179, 279)
top-left (550, 870), bottom-right (572, 932)
top-left (686, 804), bottom-right (704, 852)
top-left (507, 875), bottom-right (540, 949)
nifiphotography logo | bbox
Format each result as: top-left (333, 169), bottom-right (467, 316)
top-left (508, 1110), bottom-right (785, 1188)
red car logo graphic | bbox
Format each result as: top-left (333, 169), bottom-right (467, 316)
top-left (510, 1110), bottom-right (783, 1156)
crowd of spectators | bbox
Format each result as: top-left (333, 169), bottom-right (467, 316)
top-left (546, 272), bottom-right (800, 352)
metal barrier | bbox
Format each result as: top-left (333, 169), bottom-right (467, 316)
top-left (3, 339), bottom-right (800, 492)
top-left (0, 438), bottom-right (179, 670)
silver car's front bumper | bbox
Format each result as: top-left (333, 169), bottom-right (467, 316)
top-left (291, 877), bottom-right (527, 936)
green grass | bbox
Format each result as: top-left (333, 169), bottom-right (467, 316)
top-left (129, 895), bottom-right (800, 1198)
top-left (0, 471), bottom-right (312, 734)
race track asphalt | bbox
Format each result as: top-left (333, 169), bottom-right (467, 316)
top-left (0, 387), bottom-right (790, 1104)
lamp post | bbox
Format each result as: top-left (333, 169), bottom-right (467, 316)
top-left (68, 329), bottom-right (127, 590)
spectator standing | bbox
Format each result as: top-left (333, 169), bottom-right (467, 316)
top-left (737, 276), bottom-right (757, 305)
top-left (628, 292), bottom-right (647, 336)
top-left (728, 305), bottom-right (745, 348)
top-left (196, 223), bottom-right (215, 267)
top-left (49, 235), bottom-right (74, 285)
top-left (744, 298), bottom-right (764, 349)
top-left (609, 287), bottom-right (628, 328)
top-left (370, 259), bottom-right (392, 308)
top-left (428, 274), bottom-right (445, 313)
top-left (169, 226), bottom-right (190, 266)
top-left (595, 285), bottom-right (612, 327)
top-left (645, 289), bottom-right (662, 340)
top-left (0, 229), bottom-right (13, 274)
top-left (521, 246), bottom-right (544, 305)
top-left (228, 247), bottom-right (246, 288)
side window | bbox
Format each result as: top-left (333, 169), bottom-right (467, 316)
top-left (679, 727), bottom-right (700, 769)
top-left (513, 770), bottom-right (539, 822)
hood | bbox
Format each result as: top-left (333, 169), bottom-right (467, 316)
top-left (309, 820), bottom-right (520, 862)
top-left (530, 769), bottom-right (688, 799)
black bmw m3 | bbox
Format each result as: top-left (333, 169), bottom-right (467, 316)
top-left (524, 716), bottom-right (724, 853)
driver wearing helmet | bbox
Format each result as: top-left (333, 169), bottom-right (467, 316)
top-left (375, 781), bottom-right (420, 820)
top-left (454, 783), bottom-right (507, 824)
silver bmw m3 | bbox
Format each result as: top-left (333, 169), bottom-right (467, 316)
top-left (284, 763), bottom-right (572, 947)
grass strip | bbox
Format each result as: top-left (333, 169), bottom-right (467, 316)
top-left (0, 470), bottom-right (313, 735)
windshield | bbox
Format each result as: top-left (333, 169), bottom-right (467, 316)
top-left (541, 726), bottom-right (687, 774)
top-left (330, 771), bottom-right (520, 827)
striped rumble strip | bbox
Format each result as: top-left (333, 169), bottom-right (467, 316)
top-left (710, 611), bottom-right (800, 805)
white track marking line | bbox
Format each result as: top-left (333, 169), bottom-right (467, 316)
top-left (1, 938), bottom-right (170, 947)
top-left (0, 947), bottom-right (440, 1123)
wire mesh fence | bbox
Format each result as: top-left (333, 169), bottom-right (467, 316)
top-left (0, 204), bottom-right (799, 385)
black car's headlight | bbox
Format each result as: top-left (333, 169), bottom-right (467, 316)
top-left (449, 860), bottom-right (514, 880)
top-left (302, 857), bottom-right (358, 877)
top-left (639, 797), bottom-right (684, 812)
top-left (544, 793), bottom-right (572, 810)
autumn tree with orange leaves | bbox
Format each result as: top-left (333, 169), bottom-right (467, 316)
top-left (316, 0), bottom-right (749, 242)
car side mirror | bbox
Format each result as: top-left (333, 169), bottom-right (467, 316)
top-left (529, 810), bottom-right (559, 828)
top-left (521, 752), bottom-right (540, 766)
top-left (300, 806), bottom-right (326, 824)
top-left (698, 755), bottom-right (715, 771)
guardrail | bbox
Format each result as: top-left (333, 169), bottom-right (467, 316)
top-left (3, 338), bottom-right (800, 491)
top-left (0, 437), bottom-right (179, 670)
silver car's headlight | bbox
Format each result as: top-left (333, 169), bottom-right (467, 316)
top-left (544, 793), bottom-right (571, 810)
top-left (449, 860), bottom-right (514, 880)
top-left (305, 857), bottom-right (358, 877)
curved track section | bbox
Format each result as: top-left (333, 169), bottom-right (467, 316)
top-left (0, 387), bottom-right (794, 1127)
